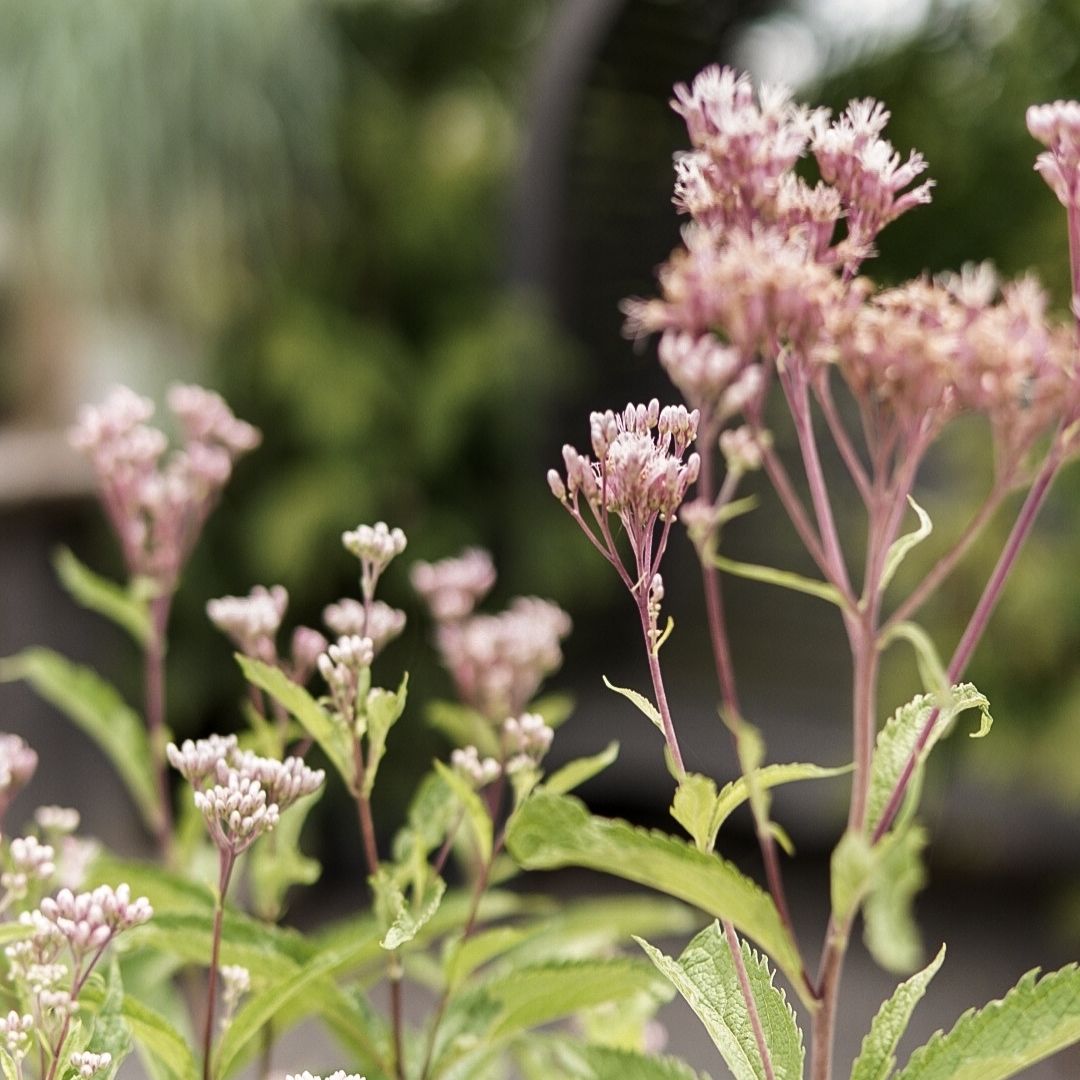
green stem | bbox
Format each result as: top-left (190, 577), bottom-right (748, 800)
top-left (203, 849), bottom-right (237, 1080)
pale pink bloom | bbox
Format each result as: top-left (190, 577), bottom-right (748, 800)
top-left (70, 1051), bottom-right (113, 1077)
top-left (0, 734), bottom-right (37, 824)
top-left (450, 745), bottom-right (501, 788)
top-left (1028, 99), bottom-right (1080, 206)
top-left (323, 597), bottom-right (406, 656)
top-left (69, 384), bottom-right (260, 591)
top-left (434, 598), bottom-right (571, 720)
top-left (412, 548), bottom-right (497, 622)
top-left (207, 584), bottom-right (289, 663)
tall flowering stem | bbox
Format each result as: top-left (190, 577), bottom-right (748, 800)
top-left (168, 736), bottom-right (323, 1080)
top-left (69, 385), bottom-right (260, 860)
top-left (605, 65), bottom-right (1080, 1079)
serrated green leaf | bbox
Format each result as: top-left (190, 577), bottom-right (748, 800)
top-left (530, 1039), bottom-right (708, 1079)
top-left (444, 926), bottom-right (527, 990)
top-left (506, 792), bottom-right (806, 1003)
top-left (672, 772), bottom-right (720, 852)
top-left (895, 962), bottom-right (1080, 1080)
top-left (864, 826), bottom-right (928, 974)
top-left (249, 789), bottom-right (323, 920)
top-left (637, 922), bottom-right (804, 1080)
top-left (601, 676), bottom-right (663, 733)
top-left (0, 648), bottom-right (161, 832)
top-left (851, 945), bottom-right (946, 1080)
top-left (481, 958), bottom-right (670, 1038)
top-left (214, 941), bottom-right (366, 1079)
top-left (543, 741), bottom-right (620, 796)
top-left (53, 547), bottom-right (154, 647)
top-left (712, 554), bottom-right (844, 607)
top-left (79, 987), bottom-right (198, 1080)
top-left (866, 683), bottom-right (992, 835)
top-left (237, 655), bottom-right (355, 789)
top-left (426, 699), bottom-right (501, 757)
top-left (880, 497), bottom-right (933, 594)
top-left (373, 867), bottom-right (447, 950)
top-left (879, 622), bottom-right (948, 697)
top-left (831, 831), bottom-right (879, 924)
top-left (433, 759), bottom-right (493, 864)
top-left (393, 769), bottom-right (459, 865)
top-left (712, 762), bottom-right (852, 838)
top-left (363, 673), bottom-right (408, 797)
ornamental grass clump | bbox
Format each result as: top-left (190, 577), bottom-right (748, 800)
top-left (5, 63), bottom-right (1080, 1080)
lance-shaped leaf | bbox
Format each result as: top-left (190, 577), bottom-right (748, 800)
top-left (895, 962), bottom-right (1080, 1080)
top-left (237, 655), bottom-right (355, 790)
top-left (79, 985), bottom-right (198, 1080)
top-left (637, 922), bottom-right (804, 1080)
top-left (53, 547), bottom-right (155, 647)
top-left (602, 676), bottom-right (663, 734)
top-left (362, 673), bottom-right (408, 797)
top-left (880, 497), bottom-right (933, 594)
top-left (864, 826), bottom-right (928, 975)
top-left (851, 945), bottom-right (946, 1080)
top-left (433, 759), bottom-right (493, 864)
top-left (426, 699), bottom-right (501, 758)
top-left (0, 648), bottom-right (161, 832)
top-left (866, 684), bottom-right (992, 835)
top-left (712, 554), bottom-right (845, 607)
top-left (249, 789), bottom-right (323, 920)
top-left (373, 866), bottom-right (447, 951)
top-left (543, 741), bottom-right (620, 796)
top-left (524, 1038), bottom-right (708, 1079)
top-left (506, 791), bottom-right (806, 1002)
top-left (830, 823), bottom-right (928, 974)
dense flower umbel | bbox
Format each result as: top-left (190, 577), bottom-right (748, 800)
top-left (324, 597), bottom-right (406, 657)
top-left (167, 735), bottom-right (324, 857)
top-left (208, 585), bottom-right (289, 662)
top-left (68, 384), bottom-right (259, 590)
top-left (1028, 100), bottom-right (1080, 208)
top-left (343, 521), bottom-right (407, 605)
top-left (411, 547), bottom-right (497, 622)
top-left (433, 596), bottom-right (571, 721)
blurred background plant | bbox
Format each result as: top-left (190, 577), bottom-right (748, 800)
top-left (2, 0), bottom-right (1080, 876)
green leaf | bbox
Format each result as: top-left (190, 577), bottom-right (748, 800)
top-left (433, 759), bottom-right (493, 864)
top-left (237, 655), bottom-right (355, 790)
top-left (444, 926), bottom-right (527, 990)
top-left (0, 648), bottom-right (161, 832)
top-left (53, 547), bottom-right (155, 647)
top-left (712, 554), bottom-right (845, 607)
top-left (373, 866), bottom-right (447, 950)
top-left (671, 773), bottom-right (721, 852)
top-left (637, 922), bottom-right (804, 1080)
top-left (529, 692), bottom-right (575, 730)
top-left (506, 792), bottom-right (806, 1003)
top-left (543, 741), bottom-right (620, 796)
top-left (479, 958), bottom-right (670, 1038)
top-left (79, 987), bottom-right (198, 1080)
top-left (880, 497), bottom-right (933, 594)
top-left (426, 699), bottom-right (501, 757)
top-left (895, 962), bottom-right (1080, 1080)
top-left (89, 856), bottom-right (215, 915)
top-left (249, 789), bottom-right (323, 920)
top-left (601, 676), bottom-right (663, 733)
top-left (712, 762), bottom-right (852, 838)
top-left (866, 684), bottom-right (991, 834)
top-left (864, 826), bottom-right (928, 974)
top-left (215, 941), bottom-right (367, 1079)
top-left (851, 945), bottom-right (946, 1080)
top-left (830, 831), bottom-right (879, 924)
top-left (879, 622), bottom-right (948, 696)
top-left (363, 673), bottom-right (408, 797)
top-left (393, 769), bottom-right (459, 863)
top-left (0, 1049), bottom-right (16, 1080)
top-left (524, 1039), bottom-right (707, 1080)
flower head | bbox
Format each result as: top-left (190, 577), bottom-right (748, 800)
top-left (69, 385), bottom-right (259, 590)
top-left (343, 522), bottom-right (407, 604)
top-left (70, 1051), bottom-right (113, 1078)
top-left (0, 734), bottom-right (38, 822)
top-left (167, 736), bottom-right (324, 857)
top-left (207, 584), bottom-right (289, 662)
top-left (323, 597), bottom-right (406, 656)
top-left (411, 548), bottom-right (497, 622)
top-left (1028, 99), bottom-right (1080, 208)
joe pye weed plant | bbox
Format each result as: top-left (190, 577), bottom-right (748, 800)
top-left (5, 63), bottom-right (1080, 1080)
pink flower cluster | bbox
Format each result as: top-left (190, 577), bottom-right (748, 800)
top-left (167, 735), bottom-right (324, 857)
top-left (69, 384), bottom-right (260, 590)
top-left (414, 550), bottom-right (570, 721)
